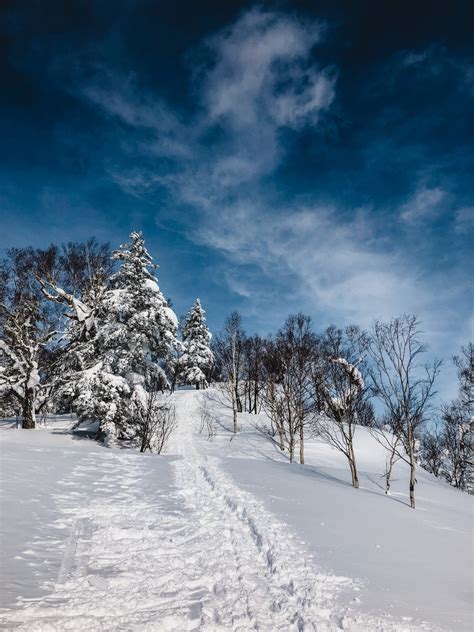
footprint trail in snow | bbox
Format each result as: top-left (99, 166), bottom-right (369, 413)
top-left (1, 391), bottom-right (432, 631)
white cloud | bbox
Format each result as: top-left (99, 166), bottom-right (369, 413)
top-left (194, 202), bottom-right (427, 327)
top-left (81, 7), bottom-right (334, 198)
top-left (79, 9), bottom-right (457, 337)
top-left (201, 8), bottom-right (332, 130)
top-left (400, 186), bottom-right (445, 224)
top-left (78, 7), bottom-right (470, 402)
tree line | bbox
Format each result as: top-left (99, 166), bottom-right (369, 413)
top-left (211, 313), bottom-right (472, 507)
top-left (0, 233), bottom-right (213, 452)
top-left (0, 232), bottom-right (472, 507)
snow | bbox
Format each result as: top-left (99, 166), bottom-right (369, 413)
top-left (330, 357), bottom-right (364, 410)
top-left (71, 297), bottom-right (92, 325)
top-left (143, 278), bottom-right (161, 293)
top-left (0, 389), bottom-right (472, 630)
top-left (163, 305), bottom-right (179, 329)
top-left (332, 357), bottom-right (364, 389)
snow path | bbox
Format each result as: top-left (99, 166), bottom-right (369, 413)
top-left (1, 391), bottom-right (433, 631)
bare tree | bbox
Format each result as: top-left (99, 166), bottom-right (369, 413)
top-left (261, 337), bottom-right (291, 454)
top-left (368, 315), bottom-right (441, 508)
top-left (58, 239), bottom-right (113, 297)
top-left (453, 343), bottom-right (473, 412)
top-left (312, 325), bottom-right (369, 488)
top-left (131, 388), bottom-right (176, 453)
top-left (0, 240), bottom-right (113, 426)
top-left (242, 335), bottom-right (265, 413)
top-left (440, 402), bottom-right (472, 491)
top-left (438, 343), bottom-right (474, 492)
top-left (0, 300), bottom-right (58, 428)
top-left (0, 247), bottom-right (59, 428)
top-left (370, 410), bottom-right (405, 495)
top-left (420, 423), bottom-right (445, 479)
top-left (198, 391), bottom-right (217, 439)
top-left (213, 312), bottom-right (246, 433)
top-left (261, 314), bottom-right (314, 464)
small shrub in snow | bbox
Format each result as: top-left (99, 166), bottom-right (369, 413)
top-left (198, 392), bottom-right (216, 439)
top-left (131, 386), bottom-right (176, 453)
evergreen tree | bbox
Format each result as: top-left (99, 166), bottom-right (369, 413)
top-left (180, 298), bottom-right (213, 389)
top-left (49, 232), bottom-right (179, 444)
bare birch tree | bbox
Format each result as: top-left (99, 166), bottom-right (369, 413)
top-left (213, 311), bottom-right (246, 433)
top-left (368, 315), bottom-right (441, 508)
top-left (420, 423), bottom-right (445, 479)
top-left (436, 343), bottom-right (473, 491)
top-left (312, 325), bottom-right (369, 488)
top-left (261, 314), bottom-right (315, 464)
top-left (260, 336), bottom-right (291, 453)
top-left (242, 335), bottom-right (265, 413)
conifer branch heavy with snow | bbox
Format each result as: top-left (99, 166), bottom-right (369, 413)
top-left (45, 231), bottom-right (180, 445)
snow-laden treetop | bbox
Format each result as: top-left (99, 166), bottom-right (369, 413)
top-left (112, 231), bottom-right (158, 288)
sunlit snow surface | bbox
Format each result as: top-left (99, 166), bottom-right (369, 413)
top-left (0, 390), bottom-right (472, 631)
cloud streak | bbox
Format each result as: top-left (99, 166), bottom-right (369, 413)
top-left (82, 8), bottom-right (334, 197)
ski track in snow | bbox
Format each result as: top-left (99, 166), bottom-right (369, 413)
top-left (1, 391), bottom-right (435, 631)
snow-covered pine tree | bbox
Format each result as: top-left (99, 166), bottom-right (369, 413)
top-left (39, 272), bottom-right (108, 414)
top-left (76, 232), bottom-right (179, 442)
top-left (180, 298), bottom-right (213, 389)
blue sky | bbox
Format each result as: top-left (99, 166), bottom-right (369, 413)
top-left (1, 1), bottom-right (473, 400)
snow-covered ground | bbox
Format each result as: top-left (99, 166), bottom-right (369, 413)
top-left (0, 389), bottom-right (472, 631)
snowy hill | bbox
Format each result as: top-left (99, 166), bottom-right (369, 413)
top-left (0, 389), bottom-right (472, 631)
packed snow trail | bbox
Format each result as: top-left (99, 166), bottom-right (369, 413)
top-left (1, 391), bottom-right (433, 631)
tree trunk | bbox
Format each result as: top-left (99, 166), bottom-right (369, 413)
top-left (231, 332), bottom-right (239, 428)
top-left (408, 426), bottom-right (416, 508)
top-left (346, 424), bottom-right (359, 488)
top-left (349, 459), bottom-right (359, 488)
top-left (385, 446), bottom-right (396, 494)
top-left (348, 443), bottom-right (359, 488)
top-left (232, 405), bottom-right (238, 434)
top-left (289, 433), bottom-right (295, 463)
top-left (409, 462), bottom-right (416, 509)
top-left (22, 388), bottom-right (36, 429)
top-left (408, 455), bottom-right (416, 509)
top-left (299, 422), bottom-right (305, 465)
top-left (236, 391), bottom-right (243, 413)
top-left (277, 423), bottom-right (285, 451)
top-left (230, 383), bottom-right (238, 433)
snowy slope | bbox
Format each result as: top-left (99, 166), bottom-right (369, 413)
top-left (0, 389), bottom-right (472, 631)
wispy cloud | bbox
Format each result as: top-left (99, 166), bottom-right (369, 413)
top-left (82, 7), bottom-right (335, 198)
top-left (400, 186), bottom-right (446, 224)
top-left (76, 6), bottom-right (471, 400)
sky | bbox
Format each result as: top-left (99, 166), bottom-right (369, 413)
top-left (1, 0), bottom-right (473, 400)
